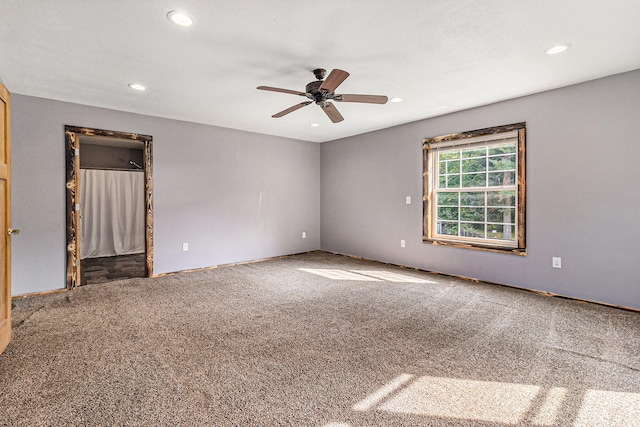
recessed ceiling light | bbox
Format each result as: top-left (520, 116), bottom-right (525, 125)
top-left (390, 97), bottom-right (403, 103)
top-left (545, 43), bottom-right (572, 55)
top-left (310, 123), bottom-right (320, 127)
top-left (128, 83), bottom-right (146, 91)
top-left (167, 10), bottom-right (194, 27)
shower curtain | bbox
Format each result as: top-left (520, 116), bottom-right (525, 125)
top-left (80, 169), bottom-right (145, 259)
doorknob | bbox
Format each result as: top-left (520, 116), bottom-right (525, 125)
top-left (8, 228), bottom-right (20, 236)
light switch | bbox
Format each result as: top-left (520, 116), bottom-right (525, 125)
top-left (405, 196), bottom-right (411, 205)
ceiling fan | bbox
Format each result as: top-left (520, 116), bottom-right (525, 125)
top-left (257, 68), bottom-right (388, 123)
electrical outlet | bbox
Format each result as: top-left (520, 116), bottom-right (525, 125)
top-left (400, 240), bottom-right (406, 248)
top-left (183, 243), bottom-right (189, 251)
top-left (302, 232), bottom-right (307, 239)
top-left (552, 257), bottom-right (561, 268)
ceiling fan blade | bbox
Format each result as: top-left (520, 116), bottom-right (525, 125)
top-left (319, 69), bottom-right (350, 92)
top-left (321, 102), bottom-right (344, 123)
top-left (257, 86), bottom-right (306, 96)
top-left (336, 94), bottom-right (388, 104)
top-left (272, 101), bottom-right (312, 118)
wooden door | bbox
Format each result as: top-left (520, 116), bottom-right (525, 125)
top-left (0, 82), bottom-right (12, 355)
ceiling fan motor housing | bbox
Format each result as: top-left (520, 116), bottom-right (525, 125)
top-left (305, 80), bottom-right (329, 104)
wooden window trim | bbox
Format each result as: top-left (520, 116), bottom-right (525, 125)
top-left (423, 122), bottom-right (526, 255)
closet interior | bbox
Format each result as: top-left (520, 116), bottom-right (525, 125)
top-left (79, 136), bottom-right (146, 285)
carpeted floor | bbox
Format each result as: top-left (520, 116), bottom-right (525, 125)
top-left (2, 251), bottom-right (639, 426)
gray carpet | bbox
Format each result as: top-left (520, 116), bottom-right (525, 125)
top-left (1, 251), bottom-right (639, 426)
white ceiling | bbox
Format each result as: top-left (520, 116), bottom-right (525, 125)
top-left (1, 1), bottom-right (639, 143)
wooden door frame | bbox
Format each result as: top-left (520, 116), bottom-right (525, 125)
top-left (65, 126), bottom-right (154, 289)
top-left (0, 82), bottom-right (12, 355)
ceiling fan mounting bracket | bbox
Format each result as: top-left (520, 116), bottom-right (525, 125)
top-left (312, 68), bottom-right (326, 80)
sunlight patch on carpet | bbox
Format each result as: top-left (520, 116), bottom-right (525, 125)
top-left (298, 269), bottom-right (382, 281)
top-left (298, 268), bottom-right (435, 283)
top-left (377, 376), bottom-right (539, 424)
top-left (574, 389), bottom-right (640, 427)
top-left (354, 374), bottom-right (640, 426)
top-left (351, 270), bottom-right (437, 283)
top-left (354, 375), bottom-right (539, 424)
top-left (532, 387), bottom-right (567, 426)
top-left (352, 374), bottom-right (415, 412)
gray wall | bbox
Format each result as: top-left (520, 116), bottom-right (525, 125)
top-left (321, 70), bottom-right (640, 310)
top-left (11, 95), bottom-right (321, 295)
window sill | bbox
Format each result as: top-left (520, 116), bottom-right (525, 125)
top-left (424, 238), bottom-right (527, 256)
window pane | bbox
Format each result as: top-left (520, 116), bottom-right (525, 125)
top-left (438, 192), bottom-right (459, 206)
top-left (488, 154), bottom-right (516, 171)
top-left (439, 151), bottom-right (460, 161)
top-left (462, 147), bottom-right (486, 158)
top-left (462, 173), bottom-right (486, 187)
top-left (460, 222), bottom-right (484, 238)
top-left (487, 190), bottom-right (516, 206)
top-left (487, 224), bottom-right (515, 241)
top-left (447, 175), bottom-right (460, 187)
top-left (438, 221), bottom-right (459, 236)
top-left (438, 206), bottom-right (458, 221)
top-left (487, 207), bottom-right (515, 224)
top-left (447, 160), bottom-right (460, 173)
top-left (460, 191), bottom-right (485, 206)
top-left (489, 144), bottom-right (516, 155)
top-left (439, 161), bottom-right (446, 174)
top-left (460, 207), bottom-right (485, 222)
top-left (439, 175), bottom-right (447, 187)
top-left (462, 158), bottom-right (486, 173)
top-left (488, 171), bottom-right (515, 187)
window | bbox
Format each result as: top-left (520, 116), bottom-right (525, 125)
top-left (423, 123), bottom-right (526, 254)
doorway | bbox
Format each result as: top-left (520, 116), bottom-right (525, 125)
top-left (65, 126), bottom-right (153, 289)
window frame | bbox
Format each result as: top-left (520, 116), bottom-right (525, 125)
top-left (423, 122), bottom-right (526, 255)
